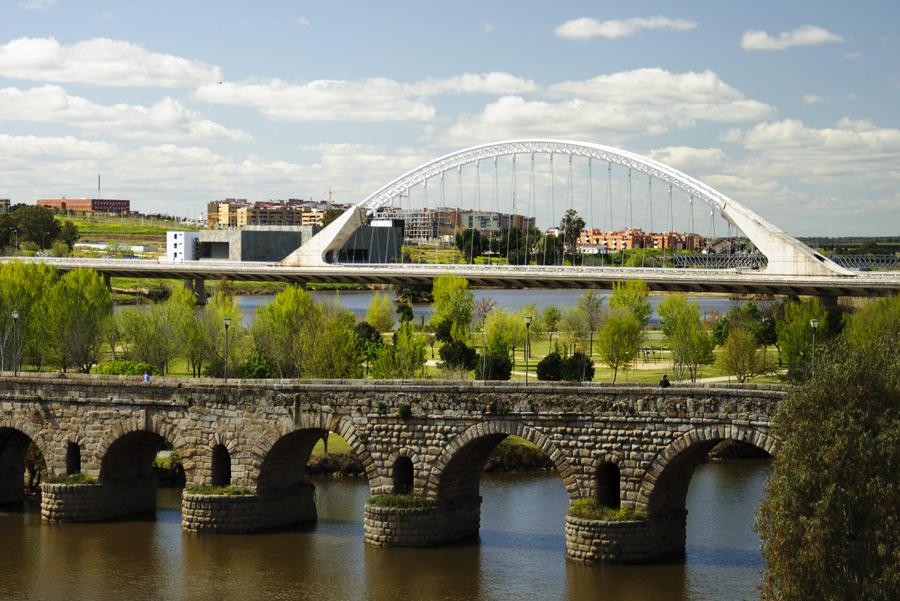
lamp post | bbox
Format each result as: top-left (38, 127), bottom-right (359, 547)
top-left (809, 318), bottom-right (819, 378)
top-left (11, 310), bottom-right (19, 376)
top-left (223, 317), bottom-right (231, 383)
top-left (524, 315), bottom-right (532, 386)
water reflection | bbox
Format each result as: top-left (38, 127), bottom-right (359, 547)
top-left (0, 461), bottom-right (770, 601)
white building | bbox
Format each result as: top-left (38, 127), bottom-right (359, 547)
top-left (166, 231), bottom-right (198, 261)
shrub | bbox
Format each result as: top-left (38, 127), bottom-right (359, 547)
top-left (561, 351), bottom-right (595, 382)
top-left (368, 494), bottom-right (436, 509)
top-left (93, 360), bottom-right (158, 376)
top-left (537, 351), bottom-right (563, 381)
top-left (46, 473), bottom-right (96, 485)
top-left (397, 404), bottom-right (412, 420)
top-left (185, 484), bottom-right (252, 496)
top-left (476, 351), bottom-right (512, 380)
top-left (240, 346), bottom-right (272, 378)
top-left (568, 498), bottom-right (647, 521)
top-left (439, 339), bottom-right (478, 371)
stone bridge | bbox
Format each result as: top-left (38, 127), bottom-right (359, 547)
top-left (0, 374), bottom-right (783, 563)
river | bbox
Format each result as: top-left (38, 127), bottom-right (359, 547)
top-left (0, 459), bottom-right (770, 601)
top-left (237, 289), bottom-right (755, 326)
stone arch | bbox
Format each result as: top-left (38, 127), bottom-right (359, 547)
top-left (65, 441), bottom-right (81, 475)
top-left (95, 415), bottom-right (193, 484)
top-left (424, 421), bottom-right (581, 502)
top-left (592, 453), bottom-right (623, 508)
top-left (385, 448), bottom-right (424, 495)
top-left (0, 417), bottom-right (47, 504)
top-left (246, 413), bottom-right (376, 492)
top-left (636, 424), bottom-right (778, 515)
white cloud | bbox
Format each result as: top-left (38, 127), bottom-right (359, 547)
top-left (741, 25), bottom-right (843, 51)
top-left (444, 69), bottom-right (774, 145)
top-left (802, 94), bottom-right (827, 104)
top-left (483, 23), bottom-right (495, 34)
top-left (295, 16), bottom-right (310, 26)
top-left (726, 118), bottom-right (900, 182)
top-left (648, 146), bottom-right (730, 172)
top-left (0, 85), bottom-right (251, 142)
top-left (555, 16), bottom-right (696, 40)
top-left (0, 134), bottom-right (118, 158)
top-left (194, 72), bottom-right (537, 122)
top-left (0, 37), bottom-right (222, 87)
top-left (18, 0), bottom-right (54, 11)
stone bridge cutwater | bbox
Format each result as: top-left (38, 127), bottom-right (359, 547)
top-left (0, 374), bottom-right (783, 563)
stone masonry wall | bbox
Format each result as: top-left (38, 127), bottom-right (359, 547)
top-left (364, 497), bottom-right (481, 547)
top-left (565, 511), bottom-right (687, 564)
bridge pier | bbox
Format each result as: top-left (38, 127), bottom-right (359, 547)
top-left (182, 482), bottom-right (316, 533)
top-left (364, 497), bottom-right (482, 547)
top-left (41, 481), bottom-right (156, 522)
top-left (184, 278), bottom-right (207, 305)
top-left (565, 510), bottom-right (687, 564)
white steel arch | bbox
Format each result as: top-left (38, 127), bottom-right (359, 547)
top-left (283, 139), bottom-right (852, 277)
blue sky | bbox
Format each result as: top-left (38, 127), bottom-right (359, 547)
top-left (1, 0), bottom-right (898, 235)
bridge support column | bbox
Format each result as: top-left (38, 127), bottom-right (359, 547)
top-left (565, 510), bottom-right (687, 564)
top-left (184, 278), bottom-right (207, 305)
top-left (182, 482), bottom-right (316, 533)
top-left (364, 497), bottom-right (481, 547)
top-left (103, 273), bottom-right (112, 291)
top-left (41, 482), bottom-right (156, 522)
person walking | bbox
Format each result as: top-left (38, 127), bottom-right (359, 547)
top-left (142, 371), bottom-right (151, 383)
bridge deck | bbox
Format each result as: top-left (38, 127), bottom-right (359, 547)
top-left (5, 257), bottom-right (899, 295)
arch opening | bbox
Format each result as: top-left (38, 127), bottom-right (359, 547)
top-left (596, 461), bottom-right (621, 509)
top-left (211, 444), bottom-right (231, 487)
top-left (257, 428), bottom-right (326, 498)
top-left (66, 442), bottom-right (81, 476)
top-left (647, 437), bottom-right (772, 519)
top-left (392, 456), bottom-right (414, 494)
top-left (0, 427), bottom-right (43, 505)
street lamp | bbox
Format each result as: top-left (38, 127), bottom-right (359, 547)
top-left (41, 231), bottom-right (51, 250)
top-left (223, 317), bottom-right (231, 383)
top-left (7, 228), bottom-right (17, 253)
top-left (524, 315), bottom-right (532, 386)
top-left (11, 310), bottom-right (19, 376)
top-left (809, 318), bottom-right (819, 378)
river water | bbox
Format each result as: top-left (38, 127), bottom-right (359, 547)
top-left (0, 459), bottom-right (770, 601)
top-left (238, 289), bottom-right (754, 326)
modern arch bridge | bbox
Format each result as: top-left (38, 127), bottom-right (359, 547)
top-left (1, 373), bottom-right (783, 564)
top-left (9, 139), bottom-right (899, 296)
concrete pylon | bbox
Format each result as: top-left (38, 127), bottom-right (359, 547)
top-left (281, 207), bottom-right (366, 267)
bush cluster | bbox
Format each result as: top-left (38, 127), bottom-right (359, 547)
top-left (536, 351), bottom-right (595, 382)
top-left (368, 494), bottom-right (436, 509)
top-left (185, 484), bottom-right (252, 496)
top-left (567, 498), bottom-right (647, 521)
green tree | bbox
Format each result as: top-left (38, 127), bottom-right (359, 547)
top-left (431, 275), bottom-right (474, 343)
top-left (9, 205), bottom-right (60, 249)
top-left (476, 350), bottom-right (512, 380)
top-left (577, 290), bottom-right (606, 355)
top-left (371, 322), bottom-right (426, 379)
top-left (439, 339), bottom-right (478, 372)
top-left (251, 286), bottom-right (317, 378)
top-left (307, 302), bottom-right (361, 378)
top-left (756, 336), bottom-right (900, 601)
top-left (540, 305), bottom-right (562, 347)
top-left (776, 298), bottom-right (831, 379)
top-left (658, 294), bottom-right (714, 381)
top-left (0, 262), bottom-right (58, 370)
top-left (366, 291), bottom-right (395, 333)
top-left (396, 300), bottom-right (414, 324)
top-left (560, 306), bottom-right (589, 355)
top-left (561, 351), bottom-right (594, 382)
top-left (608, 280), bottom-right (652, 327)
top-left (559, 209), bottom-right (585, 264)
top-left (60, 220), bottom-right (79, 249)
top-left (596, 309), bottom-right (643, 383)
top-left (844, 294), bottom-right (900, 351)
top-left (716, 326), bottom-right (770, 383)
top-left (355, 321), bottom-right (383, 376)
top-left (43, 269), bottom-right (112, 372)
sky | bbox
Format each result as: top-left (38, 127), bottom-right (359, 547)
top-left (1, 0), bottom-right (898, 235)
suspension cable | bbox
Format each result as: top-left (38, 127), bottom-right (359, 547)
top-left (508, 154), bottom-right (516, 264)
top-left (528, 152), bottom-right (534, 266)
